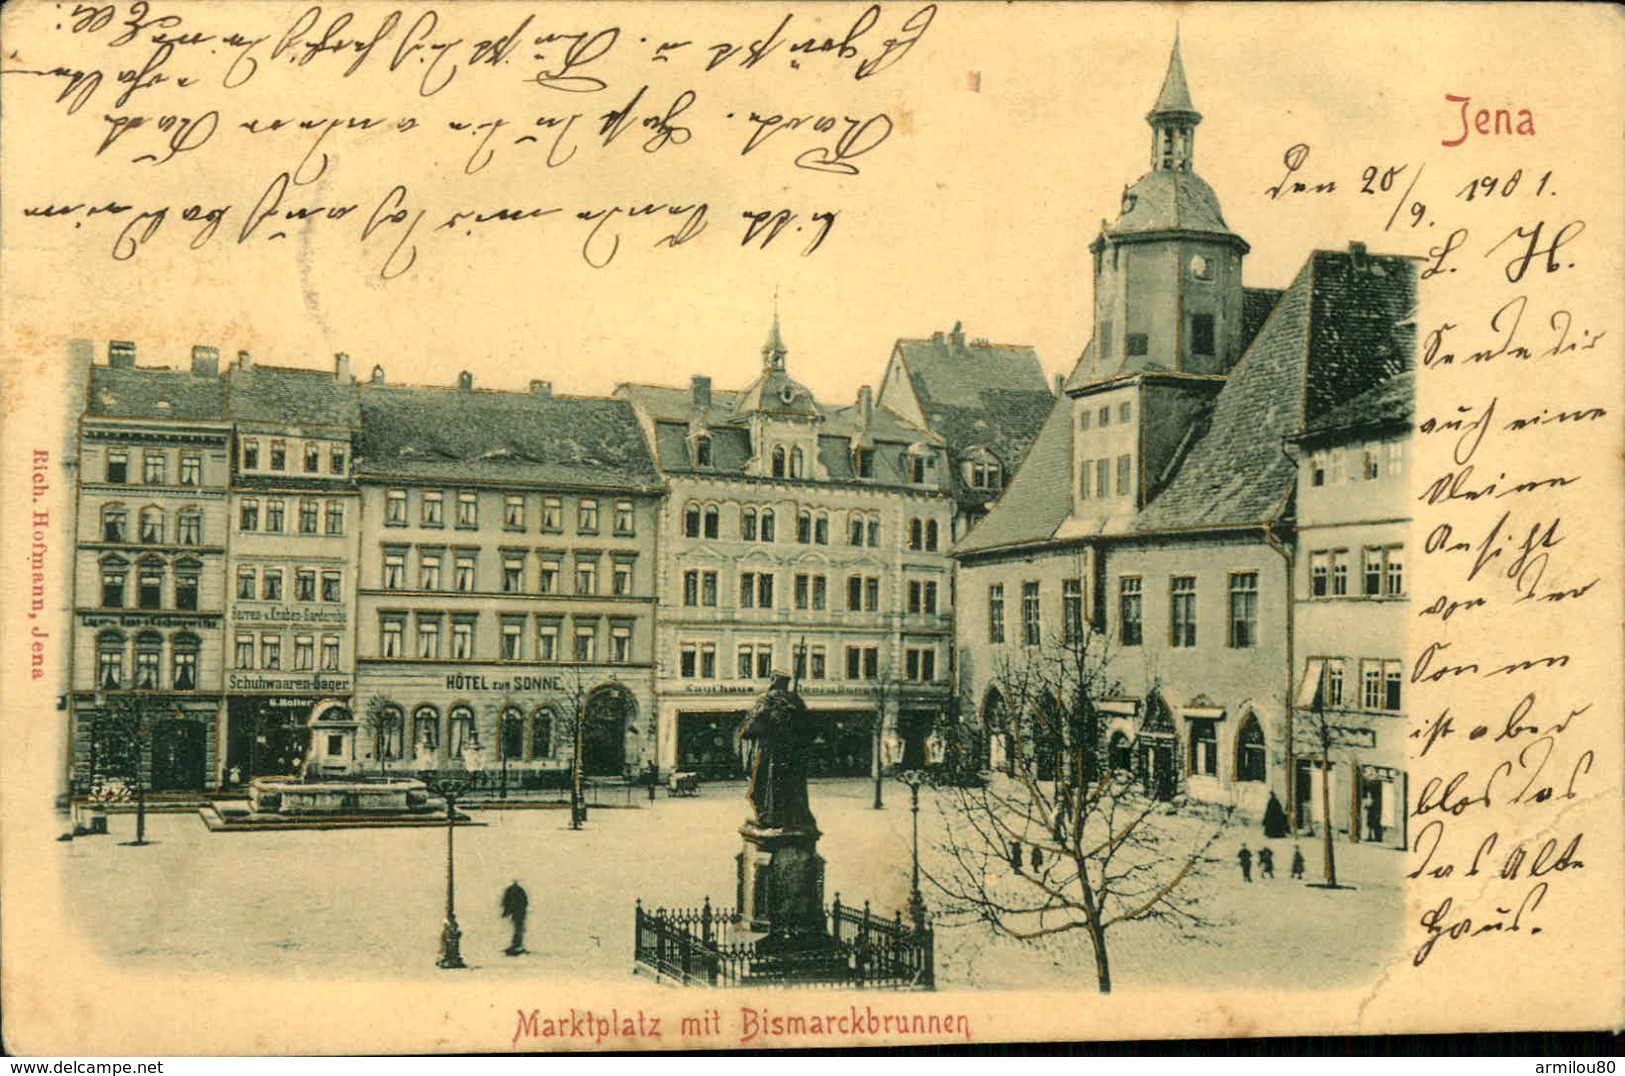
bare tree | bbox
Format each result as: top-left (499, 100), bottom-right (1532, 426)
top-left (549, 668), bottom-right (595, 829)
top-left (928, 627), bottom-right (1228, 994)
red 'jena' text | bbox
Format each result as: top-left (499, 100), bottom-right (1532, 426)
top-left (1442, 93), bottom-right (1536, 147)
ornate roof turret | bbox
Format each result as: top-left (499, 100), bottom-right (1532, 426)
top-left (733, 309), bottom-right (818, 418)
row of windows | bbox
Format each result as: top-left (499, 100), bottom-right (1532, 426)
top-left (987, 579), bottom-right (1085, 647)
top-left (1118, 573), bottom-right (1259, 649)
top-left (679, 567), bottom-right (940, 615)
top-left (1096, 314), bottom-right (1215, 362)
top-left (1079, 455), bottom-right (1133, 500)
top-left (377, 613), bottom-right (634, 664)
top-left (384, 488), bottom-right (635, 536)
top-left (1311, 658), bottom-right (1405, 713)
top-left (94, 629), bottom-right (202, 690)
top-left (102, 449), bottom-right (209, 487)
top-left (99, 554), bottom-right (202, 610)
top-left (366, 703), bottom-right (488, 760)
top-left (233, 632), bottom-right (344, 671)
top-left (1077, 401), bottom-right (1134, 431)
top-left (235, 565), bottom-right (344, 603)
top-left (1187, 714), bottom-right (1267, 782)
top-left (239, 498), bottom-right (347, 536)
top-left (1309, 545), bottom-right (1404, 598)
top-left (378, 546), bottom-right (637, 597)
top-left (100, 504), bottom-right (207, 546)
top-left (679, 503), bottom-right (900, 549)
top-left (675, 641), bottom-right (936, 682)
top-left (240, 437), bottom-right (348, 476)
top-left (702, 439), bottom-right (938, 485)
top-left (1310, 441), bottom-right (1404, 486)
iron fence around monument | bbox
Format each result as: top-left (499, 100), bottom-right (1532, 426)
top-left (633, 895), bottom-right (933, 990)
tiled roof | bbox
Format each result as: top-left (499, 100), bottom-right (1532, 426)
top-left (87, 365), bottom-right (226, 421)
top-left (951, 394), bottom-right (1073, 554)
top-left (356, 385), bottom-right (661, 488)
top-left (893, 335), bottom-right (1054, 503)
top-left (1297, 371), bottom-right (1414, 442)
top-left (1131, 248), bottom-right (1416, 531)
top-left (1151, 36), bottom-right (1197, 117)
top-left (228, 365), bottom-right (359, 426)
top-left (1241, 287), bottom-right (1284, 351)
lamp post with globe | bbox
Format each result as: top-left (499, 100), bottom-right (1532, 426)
top-left (898, 761), bottom-right (931, 932)
top-left (425, 742), bottom-right (484, 969)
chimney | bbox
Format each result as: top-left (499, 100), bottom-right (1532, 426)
top-left (931, 331), bottom-right (944, 345)
top-left (370, 364), bottom-right (386, 385)
top-left (191, 345), bottom-right (219, 377)
top-left (950, 320), bottom-right (965, 347)
top-left (529, 380), bottom-right (552, 397)
top-left (1054, 373), bottom-right (1065, 396)
top-left (108, 340), bottom-right (136, 368)
top-left (1349, 240), bottom-right (1368, 268)
top-left (334, 352), bottom-right (353, 382)
top-left (457, 370), bottom-right (474, 391)
top-left (858, 385), bottom-right (873, 425)
top-left (236, 349), bottom-right (253, 370)
top-left (690, 375), bottom-right (712, 410)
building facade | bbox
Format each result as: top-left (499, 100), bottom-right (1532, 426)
top-left (1289, 374), bottom-right (1412, 848)
top-left (618, 321), bottom-right (956, 780)
top-left (874, 322), bottom-right (1056, 542)
top-left (69, 342), bottom-right (231, 794)
top-left (222, 352), bottom-right (362, 785)
top-left (951, 40), bottom-right (1415, 833)
top-left (351, 371), bottom-right (665, 789)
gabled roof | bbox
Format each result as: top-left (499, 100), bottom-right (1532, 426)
top-left (958, 246), bottom-right (1417, 552)
top-left (228, 364), bottom-right (359, 427)
top-left (950, 394), bottom-right (1073, 554)
top-left (356, 385), bottom-right (661, 488)
top-left (87, 365), bottom-right (226, 421)
top-left (1131, 247), bottom-right (1415, 531)
top-left (890, 333), bottom-right (1054, 503)
top-left (1295, 371), bottom-right (1414, 444)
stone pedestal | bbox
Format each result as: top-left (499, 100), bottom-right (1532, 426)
top-left (736, 822), bottom-right (827, 945)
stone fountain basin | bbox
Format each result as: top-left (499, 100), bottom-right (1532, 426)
top-left (247, 776), bottom-right (433, 816)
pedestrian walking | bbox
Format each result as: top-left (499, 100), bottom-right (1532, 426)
top-left (1009, 839), bottom-right (1023, 874)
top-left (1258, 847), bottom-right (1275, 879)
top-left (1030, 845), bottom-right (1043, 871)
top-left (501, 880), bottom-right (529, 956)
top-left (1237, 843), bottom-right (1253, 883)
top-left (1290, 844), bottom-right (1306, 880)
top-left (1262, 791), bottom-right (1290, 839)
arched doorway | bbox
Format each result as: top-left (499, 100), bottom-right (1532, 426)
top-left (1234, 713), bottom-right (1266, 783)
top-left (582, 684), bottom-right (634, 777)
top-left (1108, 730), bottom-right (1132, 772)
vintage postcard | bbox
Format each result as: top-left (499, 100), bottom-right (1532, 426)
top-left (1, 1), bottom-right (1620, 1054)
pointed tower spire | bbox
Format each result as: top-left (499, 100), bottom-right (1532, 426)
top-left (762, 293), bottom-right (787, 372)
top-left (1147, 31), bottom-right (1202, 173)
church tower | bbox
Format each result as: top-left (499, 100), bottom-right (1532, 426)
top-left (1087, 34), bottom-right (1249, 380)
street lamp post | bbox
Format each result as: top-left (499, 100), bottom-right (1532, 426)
top-left (899, 768), bottom-right (928, 932)
top-left (425, 745), bottom-right (483, 969)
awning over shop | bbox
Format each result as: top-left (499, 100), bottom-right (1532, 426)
top-left (1294, 658), bottom-right (1326, 710)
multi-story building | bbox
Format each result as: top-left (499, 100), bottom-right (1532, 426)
top-left (351, 370), bottom-right (665, 786)
top-left (68, 342), bottom-right (231, 793)
top-left (618, 320), bottom-right (956, 779)
top-left (221, 351), bottom-right (362, 784)
top-left (1288, 373), bottom-right (1412, 848)
top-left (874, 322), bottom-right (1055, 541)
top-left (951, 39), bottom-right (1415, 830)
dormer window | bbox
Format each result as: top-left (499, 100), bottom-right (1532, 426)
top-left (694, 434), bottom-right (713, 468)
top-left (967, 457), bottom-right (1002, 491)
top-left (771, 446), bottom-right (787, 478)
top-left (790, 446), bottom-right (805, 479)
top-left (854, 448), bottom-right (875, 479)
top-left (906, 445), bottom-right (934, 484)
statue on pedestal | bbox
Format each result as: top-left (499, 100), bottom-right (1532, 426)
top-left (740, 673), bottom-right (816, 832)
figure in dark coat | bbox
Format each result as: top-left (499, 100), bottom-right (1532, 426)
top-left (1262, 791), bottom-right (1290, 839)
top-left (501, 880), bottom-right (529, 956)
top-left (1258, 847), bottom-right (1275, 879)
top-left (1237, 844), bottom-right (1253, 883)
top-left (1009, 840), bottom-right (1023, 874)
top-left (1290, 845), bottom-right (1306, 880)
top-left (739, 674), bottom-right (817, 831)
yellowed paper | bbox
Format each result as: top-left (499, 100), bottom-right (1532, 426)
top-left (1, 1), bottom-right (1620, 1053)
